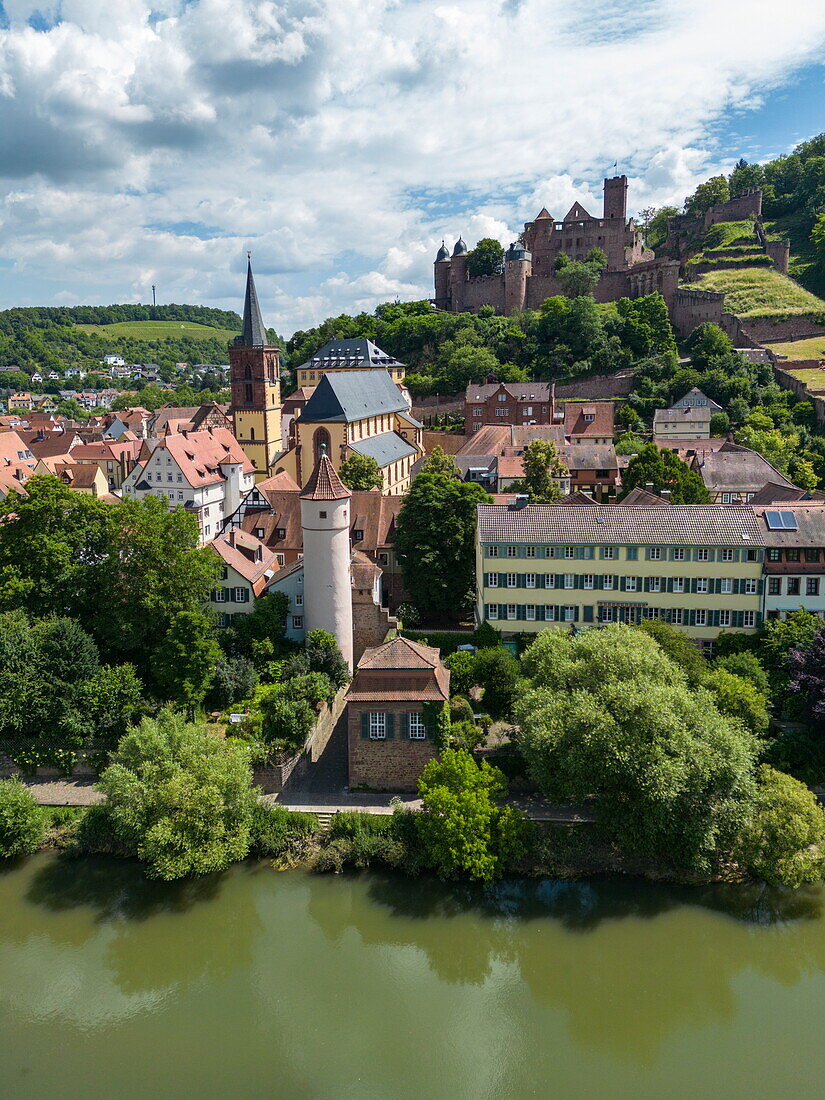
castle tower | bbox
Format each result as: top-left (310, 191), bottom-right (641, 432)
top-left (433, 240), bottom-right (451, 309)
top-left (299, 448), bottom-right (354, 670)
top-left (448, 237), bottom-right (468, 313)
top-left (229, 258), bottom-right (283, 478)
top-left (504, 241), bottom-right (532, 314)
top-left (603, 175), bottom-right (628, 221)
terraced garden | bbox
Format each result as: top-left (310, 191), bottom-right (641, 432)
top-left (690, 267), bottom-right (825, 319)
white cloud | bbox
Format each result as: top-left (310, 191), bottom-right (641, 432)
top-left (0, 0), bottom-right (824, 331)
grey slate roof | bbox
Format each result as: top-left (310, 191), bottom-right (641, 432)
top-left (236, 260), bottom-right (268, 347)
top-left (477, 503), bottom-right (765, 547)
top-left (751, 504), bottom-right (825, 547)
top-left (297, 369), bottom-right (407, 423)
top-left (349, 432), bottom-right (416, 468)
top-left (695, 445), bottom-right (795, 494)
top-left (654, 406), bottom-right (712, 424)
top-left (298, 338), bottom-right (404, 373)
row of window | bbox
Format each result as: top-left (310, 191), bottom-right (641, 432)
top-left (212, 587), bottom-right (250, 603)
top-left (360, 712), bottom-right (428, 740)
top-left (766, 549), bottom-right (822, 563)
top-left (486, 604), bottom-right (758, 628)
top-left (484, 573), bottom-right (760, 594)
top-left (486, 544), bottom-right (759, 563)
top-left (768, 576), bottom-right (821, 596)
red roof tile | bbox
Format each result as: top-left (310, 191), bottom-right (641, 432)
top-left (300, 454), bottom-right (351, 500)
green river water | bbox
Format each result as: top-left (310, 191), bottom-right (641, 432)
top-left (1, 854), bottom-right (825, 1098)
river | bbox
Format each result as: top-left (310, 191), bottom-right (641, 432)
top-left (1, 854), bottom-right (825, 1098)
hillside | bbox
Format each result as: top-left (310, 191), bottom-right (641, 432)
top-left (75, 320), bottom-right (239, 343)
top-left (0, 304), bottom-right (244, 376)
top-left (690, 266), bottom-right (825, 319)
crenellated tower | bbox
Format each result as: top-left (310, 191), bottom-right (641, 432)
top-left (229, 258), bottom-right (283, 478)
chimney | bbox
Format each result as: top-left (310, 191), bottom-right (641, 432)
top-left (661, 490), bottom-right (671, 500)
top-left (510, 494), bottom-right (530, 510)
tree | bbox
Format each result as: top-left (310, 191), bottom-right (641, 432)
top-left (0, 777), bottom-right (45, 858)
top-left (554, 258), bottom-right (603, 298)
top-left (466, 238), bottom-right (504, 279)
top-left (619, 444), bottom-right (710, 503)
top-left (473, 647), bottom-right (521, 719)
top-left (232, 592), bottom-right (289, 660)
top-left (702, 668), bottom-right (770, 737)
top-left (98, 710), bottom-right (256, 880)
top-left (209, 655), bottom-right (258, 710)
top-left (684, 322), bottom-right (732, 369)
top-left (84, 664), bottom-right (144, 751)
top-left (339, 452), bottom-right (383, 491)
top-left (443, 650), bottom-right (477, 697)
top-left (715, 650), bottom-right (771, 701)
top-left (443, 345), bottom-right (501, 392)
top-left (416, 749), bottom-right (531, 882)
top-left (154, 611), bottom-right (221, 714)
top-left (305, 629), bottom-right (350, 688)
top-left (616, 405), bottom-right (645, 434)
top-left (812, 211), bottom-right (825, 268)
top-left (787, 626), bottom-right (825, 726)
top-left (639, 619), bottom-right (708, 686)
top-left (684, 176), bottom-right (730, 217)
top-left (638, 206), bottom-right (677, 249)
top-left (55, 397), bottom-right (86, 420)
top-left (710, 411), bottom-right (730, 435)
top-left (759, 609), bottom-right (820, 700)
top-left (736, 766), bottom-right (825, 888)
top-left (616, 295), bottom-right (677, 360)
top-left (511, 438), bottom-right (569, 503)
top-left (517, 627), bottom-right (758, 873)
top-left (395, 448), bottom-right (492, 620)
top-left (728, 158), bottom-right (765, 198)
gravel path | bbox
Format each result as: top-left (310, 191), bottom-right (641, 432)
top-left (24, 779), bottom-right (105, 806)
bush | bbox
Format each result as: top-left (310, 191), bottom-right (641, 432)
top-left (315, 812), bottom-right (408, 872)
top-left (0, 778), bottom-right (45, 858)
top-left (69, 803), bottom-right (131, 856)
top-left (248, 802), bottom-right (319, 860)
top-left (449, 695), bottom-right (475, 724)
top-left (736, 766), bottom-right (825, 887)
top-left (416, 749), bottom-right (532, 881)
top-left (327, 811), bottom-right (394, 840)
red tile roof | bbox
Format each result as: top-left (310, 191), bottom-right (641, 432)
top-left (300, 454), bottom-right (351, 500)
top-left (150, 428), bottom-right (254, 488)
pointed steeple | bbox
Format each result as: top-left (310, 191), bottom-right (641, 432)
top-left (300, 447), bottom-right (351, 501)
top-left (237, 255), bottom-right (268, 347)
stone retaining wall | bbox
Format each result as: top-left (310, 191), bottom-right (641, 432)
top-left (253, 684), bottom-right (349, 795)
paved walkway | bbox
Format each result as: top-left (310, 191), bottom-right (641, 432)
top-left (24, 779), bottom-right (104, 806)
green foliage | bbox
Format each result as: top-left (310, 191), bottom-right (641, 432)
top-left (248, 803), bottom-right (319, 860)
top-left (638, 619), bottom-right (708, 685)
top-left (416, 749), bottom-right (532, 882)
top-left (638, 205), bottom-right (677, 249)
top-left (422, 700), bottom-right (452, 751)
top-left (444, 651), bottom-right (477, 696)
top-left (684, 175), bottom-right (730, 216)
top-left (710, 411), bottom-right (730, 435)
top-left (0, 777), bottom-right (45, 858)
top-left (715, 651), bottom-right (771, 700)
top-left (154, 610), bottom-right (221, 714)
top-left (327, 811), bottom-right (394, 841)
top-left (304, 630), bottom-right (350, 688)
top-left (736, 766), bottom-right (825, 888)
top-left (619, 444), bottom-right (711, 503)
top-left (474, 647), bottom-right (521, 719)
top-left (395, 447), bottom-right (492, 620)
top-left (466, 238), bottom-right (504, 278)
top-left (509, 438), bottom-right (568, 502)
top-left (83, 664), bottom-right (144, 751)
top-left (339, 452), bottom-right (383, 491)
top-left (98, 710), bottom-right (255, 880)
top-left (231, 592), bottom-right (289, 662)
top-left (209, 655), bottom-right (258, 710)
top-left (702, 668), bottom-right (770, 737)
top-left (517, 627), bottom-right (758, 874)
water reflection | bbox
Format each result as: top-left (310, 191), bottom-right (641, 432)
top-left (308, 871), bottom-right (825, 1064)
top-left (18, 855), bottom-right (264, 996)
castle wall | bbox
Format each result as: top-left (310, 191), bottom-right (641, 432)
top-left (460, 274), bottom-right (506, 312)
top-left (703, 190), bottom-right (762, 228)
top-left (671, 288), bottom-right (725, 337)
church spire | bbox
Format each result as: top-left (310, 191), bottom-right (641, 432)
top-left (238, 254), bottom-right (268, 347)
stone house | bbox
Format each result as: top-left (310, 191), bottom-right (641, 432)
top-left (346, 636), bottom-right (450, 792)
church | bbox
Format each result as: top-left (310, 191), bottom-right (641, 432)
top-left (229, 262), bottom-right (423, 492)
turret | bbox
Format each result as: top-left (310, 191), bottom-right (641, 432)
top-left (504, 241), bottom-right (532, 314)
top-left (433, 240), bottom-right (451, 310)
top-left (299, 448), bottom-right (354, 670)
top-left (449, 237), bottom-right (468, 313)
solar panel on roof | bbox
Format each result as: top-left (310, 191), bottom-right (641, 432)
top-left (780, 510), bottom-right (798, 530)
top-left (765, 510), bottom-right (783, 529)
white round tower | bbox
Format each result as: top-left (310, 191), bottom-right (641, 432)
top-left (299, 448), bottom-right (354, 670)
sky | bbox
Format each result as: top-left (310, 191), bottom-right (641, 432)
top-left (0, 0), bottom-right (824, 337)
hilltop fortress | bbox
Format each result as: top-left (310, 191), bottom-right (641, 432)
top-left (434, 176), bottom-right (680, 316)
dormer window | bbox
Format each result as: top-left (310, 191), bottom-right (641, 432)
top-left (584, 413), bottom-right (595, 423)
top-left (276, 527), bottom-right (285, 539)
top-left (498, 394), bottom-right (506, 402)
top-left (353, 529), bottom-right (363, 542)
top-left (255, 528), bottom-right (265, 538)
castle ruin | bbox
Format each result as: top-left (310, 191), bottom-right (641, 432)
top-left (434, 176), bottom-right (680, 316)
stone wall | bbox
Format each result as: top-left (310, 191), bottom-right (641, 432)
top-left (352, 598), bottom-right (396, 665)
top-left (0, 752), bottom-right (98, 780)
top-left (740, 315), bottom-right (825, 345)
top-left (672, 287), bottom-right (724, 337)
top-left (460, 274), bottom-right (506, 312)
top-left (703, 190), bottom-right (762, 227)
top-left (253, 684), bottom-right (349, 794)
top-left (554, 370), bottom-right (635, 399)
top-left (347, 702), bottom-right (437, 791)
